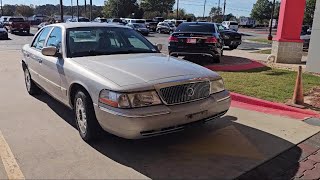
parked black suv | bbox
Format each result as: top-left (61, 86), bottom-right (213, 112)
top-left (168, 22), bottom-right (223, 63)
top-left (216, 23), bottom-right (242, 50)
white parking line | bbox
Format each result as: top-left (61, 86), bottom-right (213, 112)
top-left (0, 131), bottom-right (25, 180)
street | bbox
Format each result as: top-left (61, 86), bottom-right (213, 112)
top-left (0, 28), bottom-right (319, 179)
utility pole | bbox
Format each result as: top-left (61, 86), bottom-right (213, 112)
top-left (89, 0), bottom-right (92, 20)
top-left (218, 0), bottom-right (221, 15)
top-left (268, 0), bottom-right (276, 40)
top-left (71, 0), bottom-right (73, 19)
top-left (222, 0), bottom-right (226, 21)
top-left (203, 0), bottom-right (207, 19)
top-left (176, 0), bottom-right (179, 20)
top-left (1, 0), bottom-right (3, 17)
top-left (77, 0), bottom-right (79, 20)
top-left (84, 0), bottom-right (87, 17)
top-left (60, 0), bottom-right (63, 22)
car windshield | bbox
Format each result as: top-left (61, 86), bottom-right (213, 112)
top-left (176, 23), bottom-right (216, 33)
top-left (67, 27), bottom-right (157, 58)
top-left (9, 18), bottom-right (24, 22)
top-left (168, 23), bottom-right (175, 27)
top-left (133, 24), bottom-right (145, 28)
top-left (230, 22), bottom-right (238, 25)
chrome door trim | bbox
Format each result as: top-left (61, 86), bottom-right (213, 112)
top-left (98, 105), bottom-right (170, 118)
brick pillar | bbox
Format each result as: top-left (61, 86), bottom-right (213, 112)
top-left (271, 0), bottom-right (306, 64)
top-left (306, 0), bottom-right (320, 73)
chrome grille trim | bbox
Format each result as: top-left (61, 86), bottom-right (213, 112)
top-left (159, 81), bottom-right (210, 105)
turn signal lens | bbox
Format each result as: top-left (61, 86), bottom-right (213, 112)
top-left (99, 90), bottom-right (130, 108)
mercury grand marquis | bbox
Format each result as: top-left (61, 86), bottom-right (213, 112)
top-left (22, 23), bottom-right (231, 142)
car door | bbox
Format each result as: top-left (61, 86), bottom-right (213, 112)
top-left (40, 27), bottom-right (65, 102)
top-left (27, 26), bottom-right (52, 87)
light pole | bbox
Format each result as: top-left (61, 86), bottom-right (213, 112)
top-left (1, 0), bottom-right (3, 17)
top-left (60, 0), bottom-right (63, 22)
top-left (71, 0), bottom-right (73, 19)
top-left (89, 0), bottom-right (92, 20)
top-left (268, 0), bottom-right (276, 40)
top-left (203, 0), bottom-right (207, 19)
top-left (77, 0), bottom-right (79, 20)
top-left (84, 0), bottom-right (87, 17)
top-left (222, 0), bottom-right (226, 21)
top-left (176, 0), bottom-right (179, 20)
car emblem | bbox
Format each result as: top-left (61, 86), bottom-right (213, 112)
top-left (190, 34), bottom-right (194, 37)
top-left (186, 88), bottom-right (195, 97)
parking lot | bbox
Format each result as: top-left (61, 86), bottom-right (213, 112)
top-left (0, 28), bottom-right (318, 179)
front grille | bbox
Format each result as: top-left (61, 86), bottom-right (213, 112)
top-left (159, 81), bottom-right (210, 105)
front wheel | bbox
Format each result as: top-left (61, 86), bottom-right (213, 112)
top-left (74, 90), bottom-right (102, 142)
top-left (229, 45), bottom-right (238, 50)
top-left (24, 67), bottom-right (41, 95)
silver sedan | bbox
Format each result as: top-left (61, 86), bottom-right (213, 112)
top-left (22, 22), bottom-right (231, 141)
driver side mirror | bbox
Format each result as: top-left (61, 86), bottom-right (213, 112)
top-left (155, 44), bottom-right (163, 51)
top-left (42, 46), bottom-right (59, 57)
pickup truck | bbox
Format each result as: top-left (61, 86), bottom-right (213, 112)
top-left (5, 17), bottom-right (30, 34)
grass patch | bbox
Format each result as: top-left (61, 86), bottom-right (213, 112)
top-left (218, 68), bottom-right (320, 103)
top-left (252, 49), bottom-right (272, 54)
top-left (249, 38), bottom-right (272, 44)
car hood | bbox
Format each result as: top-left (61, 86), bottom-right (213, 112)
top-left (71, 53), bottom-right (217, 87)
top-left (0, 28), bottom-right (6, 32)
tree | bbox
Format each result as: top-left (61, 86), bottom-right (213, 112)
top-left (304, 0), bottom-right (316, 25)
top-left (273, 1), bottom-right (280, 19)
top-left (141, 0), bottom-right (175, 16)
top-left (2, 4), bottom-right (16, 16)
top-left (103, 0), bottom-right (138, 18)
top-left (251, 0), bottom-right (272, 23)
top-left (16, 5), bottom-right (34, 17)
top-left (209, 7), bottom-right (222, 17)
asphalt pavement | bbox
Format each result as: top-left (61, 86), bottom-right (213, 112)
top-left (0, 29), bottom-right (318, 179)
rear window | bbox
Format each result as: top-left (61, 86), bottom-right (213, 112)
top-left (230, 22), bottom-right (238, 25)
top-left (9, 18), bottom-right (25, 22)
top-left (78, 18), bottom-right (90, 22)
top-left (176, 23), bottom-right (215, 33)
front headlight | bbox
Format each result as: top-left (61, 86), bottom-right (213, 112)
top-left (127, 91), bottom-right (162, 108)
top-left (99, 90), bottom-right (162, 108)
top-left (224, 35), bottom-right (230, 39)
top-left (210, 79), bottom-right (225, 94)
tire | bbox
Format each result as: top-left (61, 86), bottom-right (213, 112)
top-left (212, 55), bottom-right (221, 63)
top-left (24, 67), bottom-right (41, 95)
top-left (26, 30), bottom-right (30, 35)
top-left (229, 45), bottom-right (238, 50)
top-left (74, 90), bottom-right (101, 142)
top-left (157, 29), bottom-right (161, 34)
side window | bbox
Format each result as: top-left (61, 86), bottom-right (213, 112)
top-left (32, 27), bottom-right (52, 50)
top-left (46, 27), bottom-right (62, 50)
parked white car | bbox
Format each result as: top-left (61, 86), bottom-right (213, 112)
top-left (222, 21), bottom-right (239, 32)
top-left (21, 23), bottom-right (231, 141)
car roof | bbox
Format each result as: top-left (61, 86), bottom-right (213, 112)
top-left (179, 22), bottom-right (216, 25)
top-left (48, 22), bottom-right (129, 29)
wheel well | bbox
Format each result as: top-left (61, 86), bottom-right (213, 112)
top-left (69, 83), bottom-right (91, 109)
top-left (22, 60), bottom-right (27, 70)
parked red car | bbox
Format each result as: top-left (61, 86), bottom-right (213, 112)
top-left (5, 17), bottom-right (30, 34)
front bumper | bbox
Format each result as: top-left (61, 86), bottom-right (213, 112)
top-left (0, 33), bottom-right (8, 39)
top-left (94, 90), bottom-right (231, 139)
top-left (224, 39), bottom-right (242, 46)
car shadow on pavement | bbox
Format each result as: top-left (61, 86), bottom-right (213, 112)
top-left (35, 92), bottom-right (302, 179)
top-left (11, 32), bottom-right (34, 36)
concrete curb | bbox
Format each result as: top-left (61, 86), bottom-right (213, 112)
top-left (230, 92), bottom-right (320, 119)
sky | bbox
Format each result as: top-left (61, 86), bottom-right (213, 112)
top-left (2, 0), bottom-right (257, 17)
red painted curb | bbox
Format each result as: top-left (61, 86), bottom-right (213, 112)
top-left (206, 61), bottom-right (265, 72)
top-left (230, 92), bottom-right (320, 119)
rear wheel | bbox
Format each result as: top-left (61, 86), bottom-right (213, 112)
top-left (212, 55), bottom-right (221, 63)
top-left (24, 67), bottom-right (41, 95)
top-left (74, 90), bottom-right (101, 142)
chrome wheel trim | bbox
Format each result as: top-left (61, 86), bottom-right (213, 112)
top-left (75, 98), bottom-right (87, 135)
top-left (24, 70), bottom-right (31, 92)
